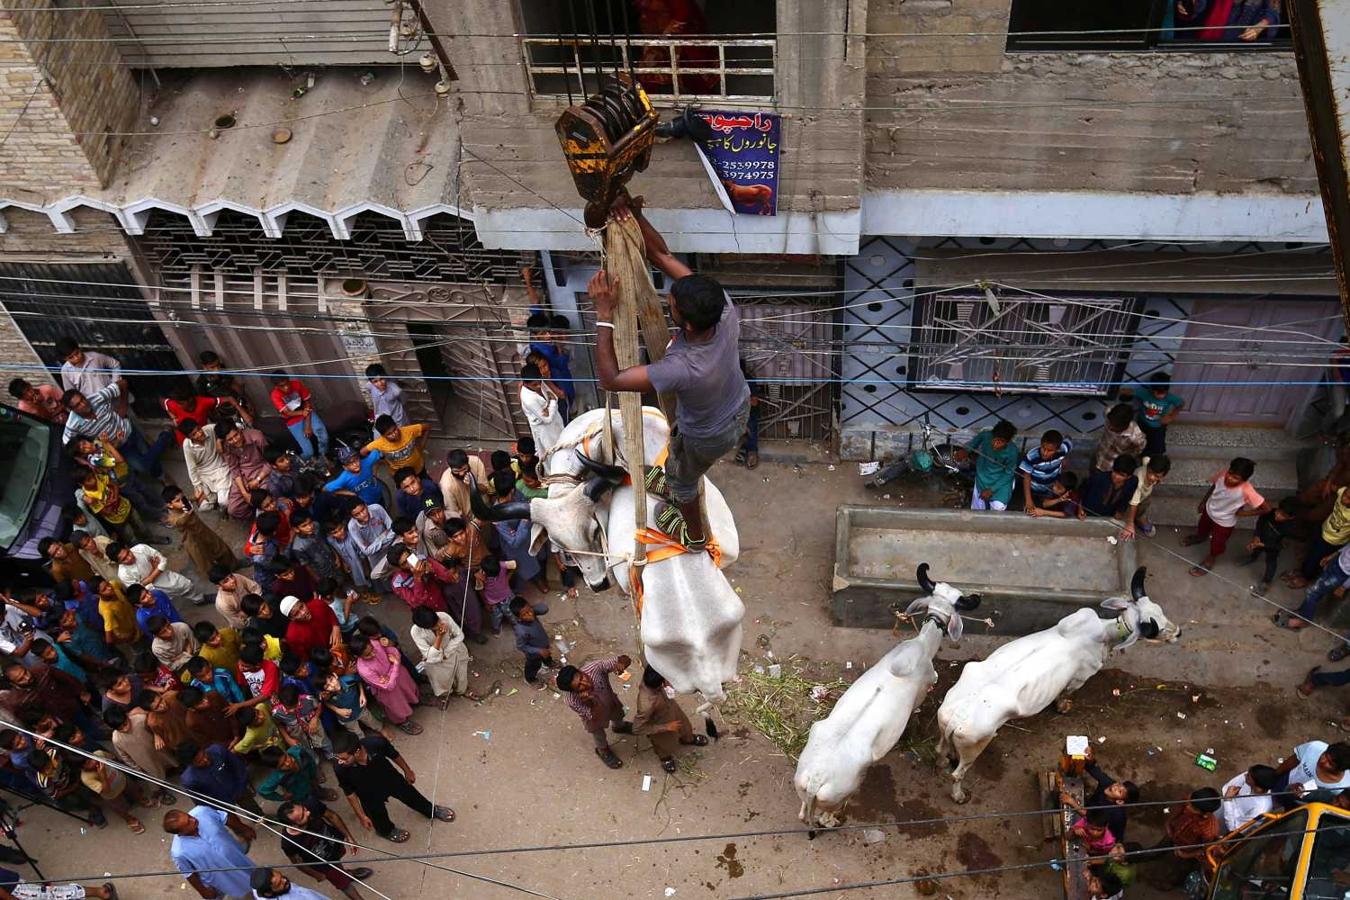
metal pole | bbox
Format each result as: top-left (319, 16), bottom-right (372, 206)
top-left (1287, 0), bottom-right (1350, 335)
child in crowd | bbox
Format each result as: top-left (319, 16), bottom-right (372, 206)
top-left (1183, 457), bottom-right (1271, 577)
top-left (1095, 404), bottom-right (1146, 474)
top-left (1121, 454), bottom-right (1170, 540)
top-left (366, 364), bottom-right (408, 429)
top-left (161, 485), bottom-right (237, 578)
top-left (511, 597), bottom-right (554, 685)
top-left (1248, 497), bottom-right (1300, 594)
top-left (1127, 372), bottom-right (1185, 456)
top-left (270, 370), bottom-right (328, 459)
top-left (1081, 455), bottom-right (1139, 520)
top-left (961, 420), bottom-right (1019, 512)
top-left (478, 555), bottom-right (517, 634)
top-left (1029, 472), bottom-right (1080, 519)
top-left (257, 744), bottom-right (331, 803)
top-left (1018, 429), bottom-right (1073, 514)
top-left (1147, 788), bottom-right (1221, 889)
top-left (1218, 764), bottom-right (1278, 832)
top-left (1070, 807), bottom-right (1122, 858)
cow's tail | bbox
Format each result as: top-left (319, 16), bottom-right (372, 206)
top-left (800, 793), bottom-right (817, 825)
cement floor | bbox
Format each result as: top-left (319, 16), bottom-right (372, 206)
top-left (10, 456), bottom-right (1346, 899)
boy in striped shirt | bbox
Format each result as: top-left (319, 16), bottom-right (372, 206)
top-left (1018, 430), bottom-right (1073, 514)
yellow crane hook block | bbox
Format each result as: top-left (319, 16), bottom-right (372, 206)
top-left (554, 72), bottom-right (659, 229)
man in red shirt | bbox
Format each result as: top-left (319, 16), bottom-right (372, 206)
top-left (270, 371), bottom-right (329, 459)
top-left (280, 594), bottom-right (340, 661)
top-left (233, 644), bottom-right (281, 711)
top-left (162, 384), bottom-right (252, 444)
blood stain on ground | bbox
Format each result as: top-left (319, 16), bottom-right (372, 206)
top-left (848, 764), bottom-right (901, 820)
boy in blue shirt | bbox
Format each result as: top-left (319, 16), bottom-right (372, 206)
top-left (510, 597), bottom-right (555, 685)
top-left (1018, 429), bottom-right (1072, 513)
top-left (1127, 373), bottom-right (1184, 457)
top-left (960, 420), bottom-right (1020, 511)
top-left (324, 447), bottom-right (385, 508)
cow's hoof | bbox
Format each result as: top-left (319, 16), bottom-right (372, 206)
top-left (951, 788), bottom-right (970, 804)
top-left (1055, 698), bottom-right (1074, 714)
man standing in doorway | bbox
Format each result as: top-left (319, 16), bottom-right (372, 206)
top-left (588, 203), bottom-right (749, 552)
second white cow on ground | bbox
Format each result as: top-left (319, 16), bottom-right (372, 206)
top-left (935, 567), bottom-right (1178, 803)
top-left (795, 564), bottom-right (980, 829)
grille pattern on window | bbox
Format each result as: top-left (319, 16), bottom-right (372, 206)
top-left (910, 294), bottom-right (1140, 397)
top-left (134, 210), bottom-right (533, 285)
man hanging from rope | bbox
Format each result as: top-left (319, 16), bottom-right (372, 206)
top-left (588, 199), bottom-right (750, 552)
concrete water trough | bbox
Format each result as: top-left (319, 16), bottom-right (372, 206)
top-left (831, 505), bottom-right (1139, 634)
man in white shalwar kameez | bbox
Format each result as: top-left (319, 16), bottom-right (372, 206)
top-left (409, 608), bottom-right (476, 707)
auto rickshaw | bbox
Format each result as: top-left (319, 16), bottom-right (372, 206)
top-left (1201, 800), bottom-right (1350, 899)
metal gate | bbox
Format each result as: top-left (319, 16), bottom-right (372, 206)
top-left (735, 295), bottom-right (836, 441)
top-left (363, 282), bottom-right (528, 443)
top-left (0, 262), bottom-right (188, 419)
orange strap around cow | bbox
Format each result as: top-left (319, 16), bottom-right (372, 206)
top-left (628, 527), bottom-right (722, 616)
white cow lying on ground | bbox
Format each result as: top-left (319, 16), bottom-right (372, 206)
top-left (935, 567), bottom-right (1178, 803)
top-left (795, 564), bottom-right (981, 830)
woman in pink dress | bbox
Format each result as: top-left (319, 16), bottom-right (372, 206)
top-left (351, 633), bottom-right (423, 735)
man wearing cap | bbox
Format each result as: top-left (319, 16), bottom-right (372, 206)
top-left (280, 595), bottom-right (341, 662)
top-left (250, 867), bottom-right (332, 900)
top-left (324, 448), bottom-right (384, 509)
top-left (164, 805), bottom-right (259, 900)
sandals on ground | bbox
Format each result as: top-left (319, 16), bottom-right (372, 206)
top-left (1330, 644), bottom-right (1350, 663)
top-left (595, 747), bottom-right (623, 769)
top-left (387, 828), bottom-right (411, 843)
top-left (397, 719), bottom-right (424, 735)
top-left (433, 805), bottom-right (455, 822)
top-left (661, 757), bottom-right (678, 773)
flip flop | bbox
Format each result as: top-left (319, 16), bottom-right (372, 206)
top-left (397, 719), bottom-right (424, 735)
top-left (661, 757), bottom-right (677, 773)
top-left (1189, 565), bottom-right (1209, 577)
top-left (387, 828), bottom-right (411, 843)
top-left (126, 818), bottom-right (144, 834)
top-left (104, 883), bottom-right (118, 900)
top-left (595, 747), bottom-right (623, 769)
top-left (433, 805), bottom-right (455, 822)
top-left (1330, 645), bottom-right (1350, 663)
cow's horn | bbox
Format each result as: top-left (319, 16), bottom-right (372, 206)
top-left (468, 477), bottom-right (532, 522)
top-left (916, 563), bottom-right (936, 595)
top-left (1138, 618), bottom-right (1160, 640)
top-left (584, 475), bottom-right (620, 503)
top-left (1130, 566), bottom-right (1148, 601)
top-left (956, 592), bottom-right (982, 612)
top-left (576, 451), bottom-right (628, 482)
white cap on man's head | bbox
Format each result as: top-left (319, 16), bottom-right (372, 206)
top-left (279, 595), bottom-right (302, 616)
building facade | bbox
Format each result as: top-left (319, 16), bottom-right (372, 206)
top-left (0, 0), bottom-right (1337, 453)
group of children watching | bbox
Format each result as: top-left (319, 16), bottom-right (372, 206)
top-left (1064, 739), bottom-right (1350, 898)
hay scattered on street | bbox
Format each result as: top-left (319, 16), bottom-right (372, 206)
top-left (722, 661), bottom-right (848, 762)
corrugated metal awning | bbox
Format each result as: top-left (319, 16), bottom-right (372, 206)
top-left (98, 0), bottom-right (396, 68)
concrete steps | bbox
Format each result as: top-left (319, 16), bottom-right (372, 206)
top-left (1138, 424), bottom-right (1313, 527)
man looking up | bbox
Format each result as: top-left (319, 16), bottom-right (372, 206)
top-left (588, 201), bottom-right (750, 551)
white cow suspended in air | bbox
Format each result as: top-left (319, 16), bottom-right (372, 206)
top-left (935, 567), bottom-right (1178, 803)
top-left (471, 407), bottom-right (743, 708)
top-left (795, 564), bottom-right (979, 830)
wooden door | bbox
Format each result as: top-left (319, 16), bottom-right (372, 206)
top-left (1171, 299), bottom-right (1342, 427)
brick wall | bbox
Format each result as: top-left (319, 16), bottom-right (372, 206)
top-left (864, 0), bottom-right (1314, 195)
top-left (0, 0), bottom-right (140, 199)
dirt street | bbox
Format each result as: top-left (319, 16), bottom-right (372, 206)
top-left (9, 456), bottom-right (1346, 899)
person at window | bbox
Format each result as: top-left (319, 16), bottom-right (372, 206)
top-left (633, 0), bottom-right (719, 94)
top-left (1177, 0), bottom-right (1283, 43)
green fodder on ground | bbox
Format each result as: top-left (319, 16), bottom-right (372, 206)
top-left (721, 662), bottom-right (849, 762)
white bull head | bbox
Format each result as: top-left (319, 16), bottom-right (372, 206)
top-left (1102, 566), bottom-right (1180, 647)
top-left (469, 453), bottom-right (627, 591)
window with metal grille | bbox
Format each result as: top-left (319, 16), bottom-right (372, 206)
top-left (518, 0), bottom-right (775, 103)
top-left (909, 293), bottom-right (1140, 396)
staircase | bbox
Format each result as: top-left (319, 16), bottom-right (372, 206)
top-left (1130, 425), bottom-right (1310, 530)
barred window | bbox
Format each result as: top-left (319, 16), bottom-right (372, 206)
top-left (909, 293), bottom-right (1140, 397)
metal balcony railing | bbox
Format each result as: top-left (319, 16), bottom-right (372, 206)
top-left (521, 35), bottom-right (776, 103)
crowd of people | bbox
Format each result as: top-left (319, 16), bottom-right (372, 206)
top-left (0, 331), bottom-right (721, 899)
top-left (1063, 741), bottom-right (1349, 899)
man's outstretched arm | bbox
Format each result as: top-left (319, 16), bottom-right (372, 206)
top-left (589, 271), bottom-right (655, 393)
